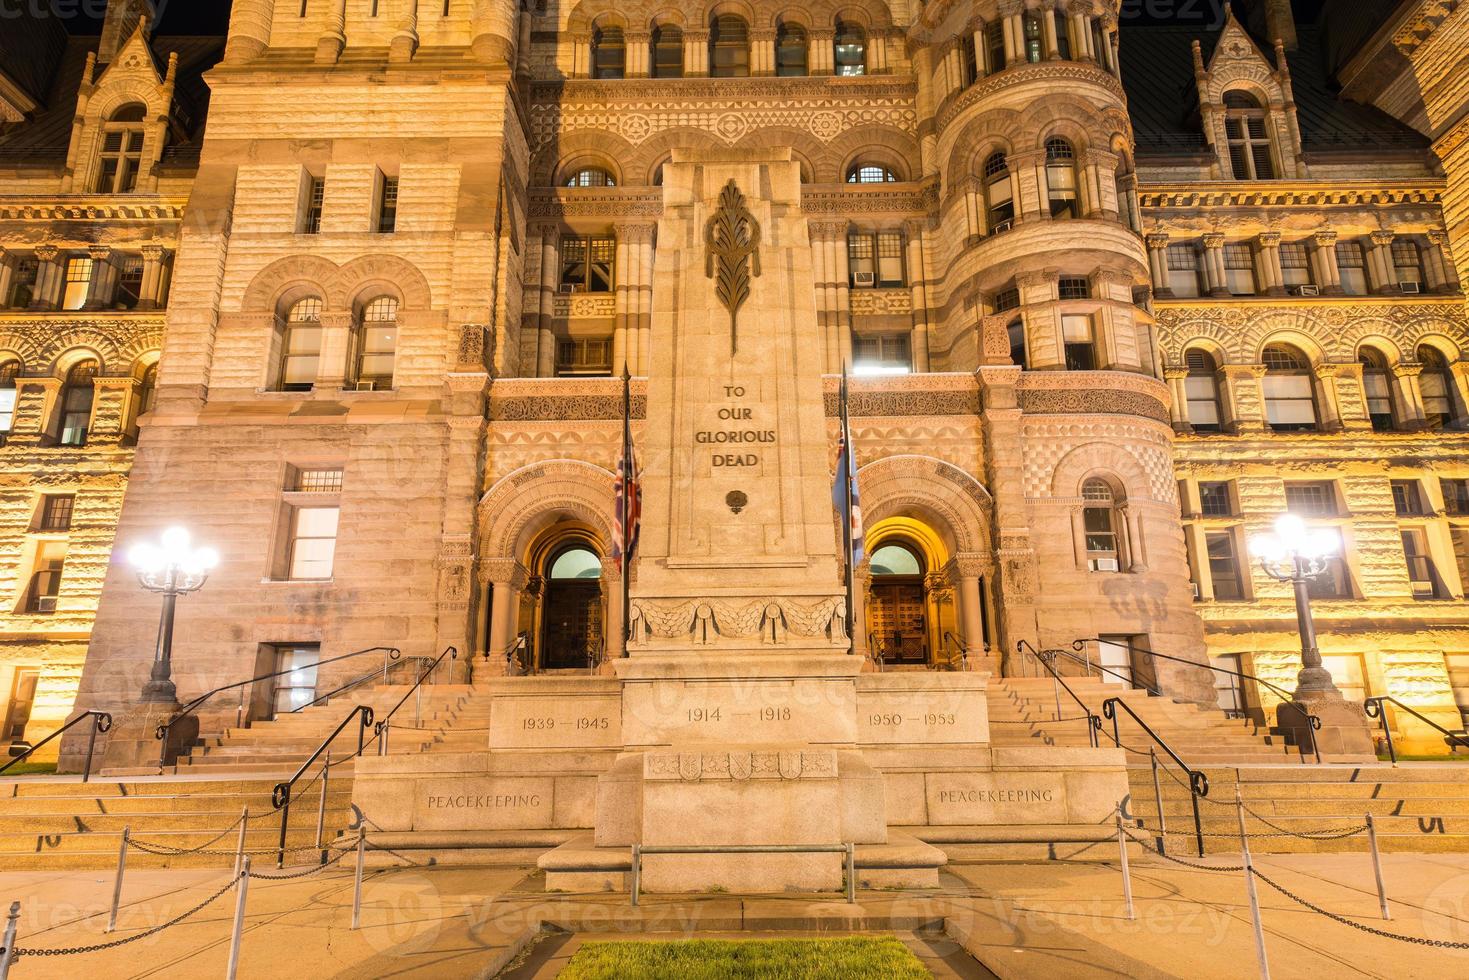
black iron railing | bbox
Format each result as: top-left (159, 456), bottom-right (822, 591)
top-left (1014, 640), bottom-right (1103, 747)
top-left (1102, 696), bottom-right (1209, 857)
top-left (0, 710), bottom-right (111, 783)
top-left (269, 704), bottom-right (374, 867)
top-left (1364, 696), bottom-right (1469, 764)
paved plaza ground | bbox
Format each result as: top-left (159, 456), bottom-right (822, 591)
top-left (2, 852), bottom-right (1468, 977)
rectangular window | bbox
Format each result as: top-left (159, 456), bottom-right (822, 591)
top-left (853, 333), bottom-right (911, 373)
top-left (1223, 243), bottom-right (1256, 295)
top-left (1206, 531), bottom-right (1244, 600)
top-left (271, 644), bottom-right (321, 714)
top-left (985, 21), bottom-right (1005, 73)
top-left (1453, 529), bottom-right (1469, 599)
top-left (1062, 314), bottom-right (1095, 370)
top-left (993, 287), bottom-right (1020, 312)
top-left (288, 506), bottom-right (338, 579)
top-left (1392, 240), bottom-right (1423, 285)
top-left (377, 175), bottom-right (399, 234)
top-left (21, 542), bottom-right (66, 615)
top-left (291, 468), bottom-right (344, 493)
top-left (1058, 276), bottom-right (1090, 300)
top-left (61, 257), bottom-right (93, 311)
top-left (1263, 373), bottom-right (1317, 430)
top-left (1321, 653), bottom-right (1365, 701)
top-left (1165, 244), bottom-right (1203, 298)
top-left (1400, 528), bottom-right (1441, 596)
top-left (1212, 654), bottom-right (1247, 714)
top-left (115, 254), bottom-right (143, 309)
top-left (1444, 478), bottom-right (1469, 517)
top-left (3, 667), bottom-right (39, 742)
top-left (38, 494), bottom-right (74, 532)
top-left (7, 258), bottom-right (38, 309)
top-left (1448, 653), bottom-right (1469, 728)
top-left (303, 176), bottom-right (325, 234)
top-left (555, 337), bottom-right (613, 376)
top-left (1336, 241), bottom-right (1368, 295)
top-left (560, 235), bottom-right (615, 292)
top-left (876, 231), bottom-right (905, 288)
top-left (1199, 481), bottom-right (1233, 517)
top-left (1285, 481), bottom-right (1337, 517)
top-left (1391, 480), bottom-right (1426, 517)
top-left (1279, 242), bottom-right (1313, 287)
top-left (1306, 528), bottom-right (1351, 600)
top-left (1362, 367), bottom-right (1394, 430)
top-left (1096, 635), bottom-right (1134, 687)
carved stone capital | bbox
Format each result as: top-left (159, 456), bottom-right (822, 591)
top-left (1370, 229), bottom-right (1397, 247)
top-left (140, 244), bottom-right (167, 261)
top-left (1313, 230), bottom-right (1338, 247)
top-left (1145, 232), bottom-right (1170, 250)
top-left (34, 244), bottom-right (58, 262)
top-left (88, 245), bottom-right (112, 262)
top-left (1201, 232), bottom-right (1226, 249)
top-left (1257, 231), bottom-right (1281, 247)
top-left (1427, 229), bottom-right (1450, 247)
top-left (480, 558), bottom-right (529, 589)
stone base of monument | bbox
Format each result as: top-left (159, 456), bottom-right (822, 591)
top-left (1276, 696), bottom-right (1378, 763)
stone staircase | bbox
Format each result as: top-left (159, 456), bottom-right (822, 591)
top-left (986, 676), bottom-right (1298, 763)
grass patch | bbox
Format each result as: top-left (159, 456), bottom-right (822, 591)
top-left (1378, 753), bottom-right (1469, 762)
top-left (0, 762), bottom-right (56, 776)
top-left (558, 936), bottom-right (930, 979)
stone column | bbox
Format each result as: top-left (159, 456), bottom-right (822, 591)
top-left (685, 30), bottom-right (709, 76)
top-left (569, 33), bottom-right (591, 77)
top-left (30, 245), bottom-right (63, 310)
top-left (1257, 231), bottom-right (1286, 296)
top-left (751, 29), bottom-right (775, 76)
top-left (1311, 230), bottom-right (1342, 294)
top-left (84, 246), bottom-right (119, 310)
top-left (484, 559), bottom-right (530, 673)
top-left (1164, 366), bottom-right (1192, 433)
top-left (612, 227), bottom-right (632, 375)
top-left (1002, 5), bottom-right (1023, 65)
top-left (1427, 230), bottom-right (1459, 293)
top-left (1201, 233), bottom-right (1229, 297)
top-left (1222, 363), bottom-right (1268, 434)
top-left (139, 245), bottom-right (168, 310)
top-left (225, 0), bottom-right (274, 63)
top-left (905, 220), bottom-right (931, 373)
top-left (1390, 363), bottom-right (1429, 431)
top-left (600, 557), bottom-right (624, 663)
top-left (1041, 7), bottom-right (1061, 58)
top-left (977, 366), bottom-right (1039, 666)
top-left (315, 0), bottom-right (346, 65)
top-left (869, 30), bottom-right (889, 72)
top-left (0, 248), bottom-right (12, 307)
top-left (1368, 230), bottom-right (1398, 294)
top-left (537, 228), bottom-right (558, 378)
top-left (1336, 361), bottom-right (1374, 433)
top-left (626, 32), bottom-right (650, 77)
top-left (1145, 233), bottom-right (1170, 295)
top-left (809, 30), bottom-right (834, 74)
top-left (835, 233), bottom-right (853, 369)
top-left (1069, 7), bottom-right (1092, 60)
top-left (470, 0), bottom-right (520, 65)
top-left (952, 556), bottom-right (988, 665)
top-left (86, 377), bottom-right (136, 445)
top-left (316, 311), bottom-right (354, 390)
top-left (1121, 504), bottom-right (1147, 572)
top-left (6, 378), bottom-right (60, 447)
top-left (635, 229), bottom-right (655, 375)
top-left (1313, 363), bottom-right (1345, 433)
top-left (852, 563), bottom-right (871, 661)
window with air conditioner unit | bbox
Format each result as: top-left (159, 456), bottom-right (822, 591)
top-left (1280, 242), bottom-right (1314, 292)
top-left (560, 235), bottom-right (615, 294)
top-left (1393, 240), bottom-right (1424, 293)
top-left (1082, 479), bottom-right (1124, 572)
top-left (847, 231), bottom-right (905, 288)
top-left (19, 542), bottom-right (66, 615)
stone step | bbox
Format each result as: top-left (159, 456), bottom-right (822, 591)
top-left (0, 806), bottom-right (356, 834)
top-left (0, 826), bottom-right (329, 855)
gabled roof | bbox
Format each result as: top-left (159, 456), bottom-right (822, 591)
top-left (1121, 21), bottom-right (1430, 159)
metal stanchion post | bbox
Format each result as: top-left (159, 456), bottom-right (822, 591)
top-left (415, 683), bottom-right (422, 728)
top-left (845, 843), bottom-right (856, 904)
top-left (1149, 748), bottom-right (1167, 855)
top-left (1366, 813), bottom-right (1390, 920)
top-left (226, 857), bottom-right (250, 980)
top-left (1117, 811), bottom-right (1135, 921)
top-left (315, 752), bottom-right (331, 853)
top-left (1236, 787), bottom-right (1271, 980)
top-left (630, 845), bottom-right (641, 907)
top-left (351, 827), bottom-right (366, 930)
top-left (0, 901), bottom-right (19, 980)
top-left (106, 827), bottom-right (129, 932)
top-left (234, 806), bottom-right (249, 879)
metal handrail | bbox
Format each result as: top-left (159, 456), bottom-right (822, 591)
top-left (1102, 696), bottom-right (1209, 857)
top-left (1070, 638), bottom-right (1323, 763)
top-left (0, 710), bottom-right (111, 783)
top-left (941, 631), bottom-right (971, 672)
top-left (1048, 644), bottom-right (1166, 697)
top-left (291, 656), bottom-right (432, 712)
top-left (269, 703), bottom-right (374, 867)
top-left (1015, 640), bottom-right (1102, 747)
top-left (156, 645), bottom-right (401, 760)
top-left (503, 633), bottom-right (529, 675)
top-left (1364, 696), bottom-right (1469, 764)
top-left (867, 632), bottom-right (887, 672)
top-left (372, 646), bottom-right (458, 754)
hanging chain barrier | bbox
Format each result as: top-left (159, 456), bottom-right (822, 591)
top-left (1150, 765), bottom-right (1370, 840)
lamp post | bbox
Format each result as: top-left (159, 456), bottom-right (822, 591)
top-left (128, 527), bottom-right (218, 704)
top-left (1251, 513), bottom-right (1343, 700)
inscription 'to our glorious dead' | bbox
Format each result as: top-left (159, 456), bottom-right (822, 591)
top-left (697, 385), bottom-right (772, 467)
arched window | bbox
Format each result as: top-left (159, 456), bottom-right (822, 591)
top-left (775, 21), bottom-right (807, 76)
top-left (278, 297), bottom-right (323, 392)
top-left (95, 103), bottom-right (147, 194)
top-left (1358, 348), bottom-right (1396, 431)
top-left (983, 152), bottom-right (1014, 231)
top-left (1184, 349), bottom-right (1223, 432)
top-left (354, 296), bottom-right (398, 390)
top-left (834, 20), bottom-right (866, 76)
top-left (565, 167), bottom-right (615, 187)
top-left (1007, 319), bottom-right (1026, 369)
top-left (548, 545), bottom-right (602, 579)
top-left (591, 25), bottom-right (625, 79)
top-left (651, 24), bottom-right (683, 78)
top-left (1223, 91), bottom-right (1275, 180)
top-left (1418, 345), bottom-right (1458, 430)
top-left (1262, 344), bottom-right (1317, 431)
top-left (137, 361), bottom-right (158, 417)
top-left (1045, 138), bottom-right (1079, 218)
top-left (870, 543), bottom-right (922, 576)
top-left (1023, 13), bottom-right (1044, 63)
top-left (709, 15), bottom-right (749, 78)
top-left (846, 163), bottom-right (898, 184)
top-left (58, 359), bottom-right (98, 446)
top-left (0, 358), bottom-right (21, 432)
top-left (1082, 479), bottom-right (1122, 571)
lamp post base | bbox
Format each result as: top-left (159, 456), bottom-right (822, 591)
top-left (1277, 693), bottom-right (1377, 763)
top-left (98, 700), bottom-right (196, 773)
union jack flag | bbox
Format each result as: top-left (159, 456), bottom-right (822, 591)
top-left (613, 382), bottom-right (641, 571)
top-left (833, 375), bottom-right (864, 567)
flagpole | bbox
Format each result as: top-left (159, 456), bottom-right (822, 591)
top-left (621, 368), bottom-right (632, 660)
top-left (840, 371), bottom-right (856, 657)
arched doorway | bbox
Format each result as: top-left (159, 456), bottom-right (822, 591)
top-left (539, 544), bottom-right (603, 670)
top-left (868, 542), bottom-right (929, 665)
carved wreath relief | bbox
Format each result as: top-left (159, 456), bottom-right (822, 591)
top-left (704, 179), bottom-right (762, 355)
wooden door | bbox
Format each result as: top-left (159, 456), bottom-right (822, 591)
top-left (870, 583), bottom-right (928, 664)
top-left (542, 581), bottom-right (602, 670)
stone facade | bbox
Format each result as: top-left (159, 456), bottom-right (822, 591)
top-left (0, 0), bottom-right (1464, 765)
